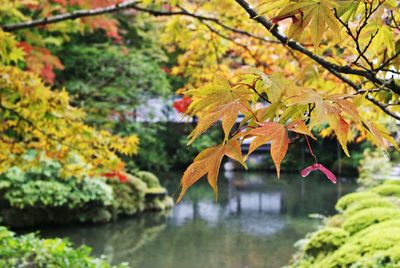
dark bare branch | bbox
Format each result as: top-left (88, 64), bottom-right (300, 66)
top-left (366, 95), bottom-right (400, 121)
top-left (234, 0), bottom-right (400, 96)
top-left (1, 0), bottom-right (280, 46)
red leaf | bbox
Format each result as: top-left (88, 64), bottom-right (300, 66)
top-left (17, 42), bottom-right (33, 54)
top-left (300, 163), bottom-right (337, 184)
top-left (102, 170), bottom-right (128, 183)
top-left (173, 96), bottom-right (192, 113)
top-left (40, 64), bottom-right (56, 84)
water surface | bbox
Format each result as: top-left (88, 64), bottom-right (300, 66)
top-left (39, 172), bottom-right (356, 268)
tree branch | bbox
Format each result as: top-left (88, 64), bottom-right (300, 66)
top-left (3, 0), bottom-right (400, 119)
top-left (3, 0), bottom-right (391, 92)
top-left (2, 0), bottom-right (143, 31)
top-left (234, 0), bottom-right (400, 105)
top-left (366, 95), bottom-right (400, 121)
top-left (1, 0), bottom-right (279, 46)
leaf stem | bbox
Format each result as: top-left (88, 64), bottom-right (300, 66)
top-left (304, 135), bottom-right (318, 164)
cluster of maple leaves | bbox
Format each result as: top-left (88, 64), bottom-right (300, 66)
top-left (176, 71), bottom-right (399, 202)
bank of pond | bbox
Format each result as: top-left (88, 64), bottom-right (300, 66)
top-left (0, 159), bottom-right (173, 228)
top-left (2, 169), bottom-right (400, 267)
top-left (288, 179), bottom-right (400, 268)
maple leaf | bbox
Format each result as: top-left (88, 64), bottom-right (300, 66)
top-left (173, 96), bottom-right (192, 113)
top-left (247, 122), bottom-right (290, 177)
top-left (333, 98), bottom-right (362, 123)
top-left (186, 76), bottom-right (252, 143)
top-left (328, 114), bottom-right (350, 157)
top-left (177, 139), bottom-right (245, 202)
top-left (287, 119), bottom-right (316, 140)
top-left (287, 91), bottom-right (352, 156)
top-left (245, 119), bottom-right (316, 177)
top-left (366, 121), bottom-right (400, 151)
top-left (273, 0), bottom-right (341, 47)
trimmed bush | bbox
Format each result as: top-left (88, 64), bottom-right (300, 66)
top-left (343, 197), bottom-right (395, 217)
top-left (303, 227), bottom-right (349, 257)
top-left (383, 180), bottom-right (400, 186)
top-left (107, 175), bottom-right (147, 216)
top-left (0, 159), bottom-right (172, 227)
top-left (289, 182), bottom-right (400, 268)
top-left (342, 207), bottom-right (400, 235)
top-left (335, 192), bottom-right (379, 212)
top-left (319, 225), bottom-right (400, 267)
top-left (372, 184), bottom-right (400, 198)
top-left (136, 171), bottom-right (161, 188)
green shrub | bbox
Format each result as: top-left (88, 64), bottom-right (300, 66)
top-left (107, 175), bottom-right (147, 216)
top-left (335, 192), bottom-right (379, 212)
top-left (145, 196), bottom-right (174, 211)
top-left (136, 171), bottom-right (161, 189)
top-left (372, 184), bottom-right (400, 198)
top-left (290, 183), bottom-right (400, 268)
top-left (319, 225), bottom-right (400, 267)
top-left (343, 197), bottom-right (395, 217)
top-left (342, 207), bottom-right (400, 235)
top-left (383, 180), bottom-right (400, 186)
top-left (0, 226), bottom-right (127, 268)
top-left (0, 158), bottom-right (171, 227)
top-left (303, 227), bottom-right (349, 257)
top-left (0, 165), bottom-right (113, 210)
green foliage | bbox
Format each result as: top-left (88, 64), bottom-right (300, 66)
top-left (107, 175), bottom-right (146, 216)
top-left (342, 207), bottom-right (400, 235)
top-left (290, 181), bottom-right (400, 268)
top-left (122, 123), bottom-right (223, 172)
top-left (335, 192), bottom-right (380, 212)
top-left (372, 185), bottom-right (400, 198)
top-left (303, 227), bottom-right (349, 258)
top-left (125, 123), bottom-right (172, 172)
top-left (0, 157), bottom-right (171, 227)
top-left (0, 162), bottom-right (113, 210)
top-left (56, 43), bottom-right (171, 127)
top-left (136, 171), bottom-right (161, 189)
top-left (0, 226), bottom-right (127, 268)
top-left (343, 197), bottom-right (395, 217)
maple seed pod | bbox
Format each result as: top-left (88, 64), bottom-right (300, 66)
top-left (301, 164), bottom-right (337, 184)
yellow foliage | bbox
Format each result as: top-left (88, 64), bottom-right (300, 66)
top-left (0, 65), bottom-right (139, 176)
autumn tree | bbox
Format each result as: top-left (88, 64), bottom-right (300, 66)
top-left (1, 0), bottom-right (400, 200)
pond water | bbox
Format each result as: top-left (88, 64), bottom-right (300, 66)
top-left (39, 171), bottom-right (356, 268)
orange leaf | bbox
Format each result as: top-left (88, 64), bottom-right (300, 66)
top-left (334, 99), bottom-right (362, 123)
top-left (177, 139), bottom-right (245, 202)
top-left (248, 122), bottom-right (290, 177)
top-left (287, 119), bottom-right (316, 140)
top-left (329, 114), bottom-right (350, 156)
top-left (367, 122), bottom-right (400, 150)
top-left (246, 136), bottom-right (271, 157)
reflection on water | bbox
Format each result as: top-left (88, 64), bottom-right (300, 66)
top-left (39, 172), bottom-right (356, 268)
